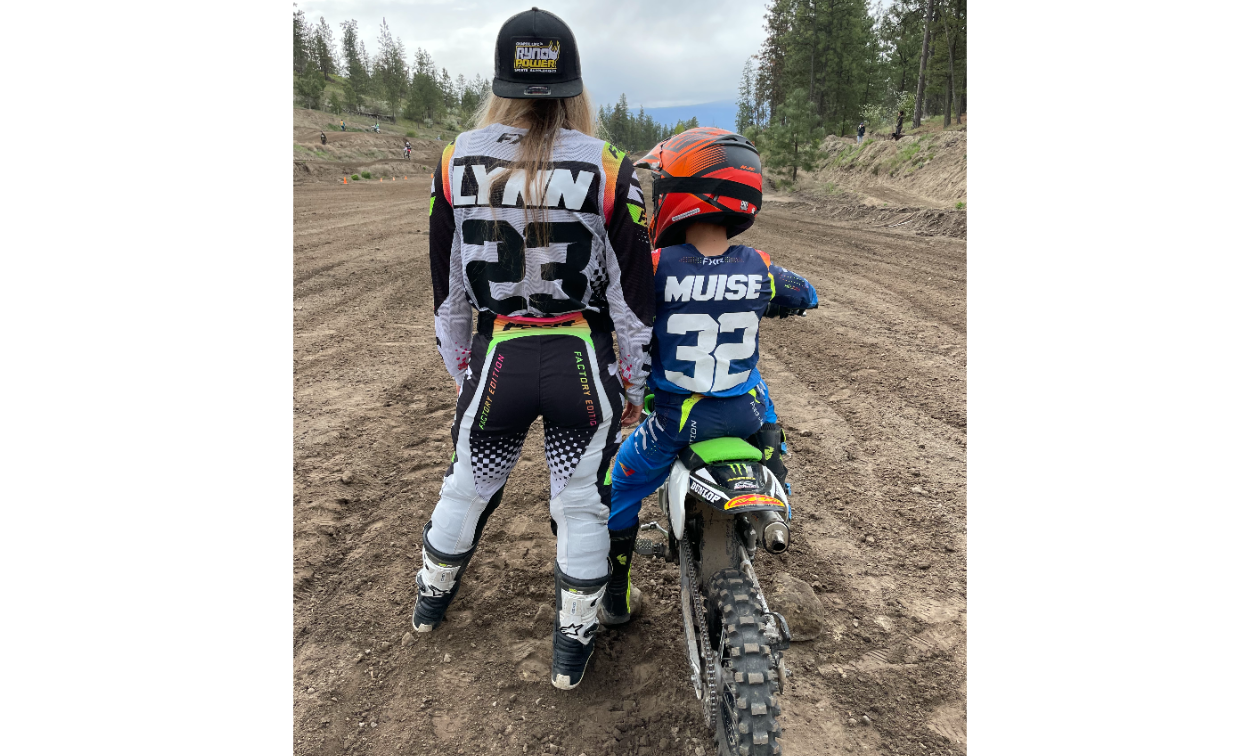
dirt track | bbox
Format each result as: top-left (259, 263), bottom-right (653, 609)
top-left (293, 174), bottom-right (967, 756)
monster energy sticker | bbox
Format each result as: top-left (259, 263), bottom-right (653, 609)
top-left (513, 39), bottom-right (561, 73)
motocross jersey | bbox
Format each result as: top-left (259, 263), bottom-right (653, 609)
top-left (429, 123), bottom-right (655, 403)
top-left (649, 243), bottom-right (817, 397)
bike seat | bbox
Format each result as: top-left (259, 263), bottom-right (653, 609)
top-left (679, 437), bottom-right (763, 470)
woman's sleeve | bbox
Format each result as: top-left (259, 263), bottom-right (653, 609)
top-left (430, 143), bottom-right (474, 388)
top-left (602, 153), bottom-right (655, 405)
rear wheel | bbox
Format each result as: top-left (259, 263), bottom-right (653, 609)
top-left (708, 568), bottom-right (783, 756)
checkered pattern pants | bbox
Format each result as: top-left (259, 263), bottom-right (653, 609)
top-left (425, 324), bottom-right (624, 580)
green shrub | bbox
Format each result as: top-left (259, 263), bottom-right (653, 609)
top-left (351, 174), bottom-right (360, 181)
top-left (405, 130), bottom-right (417, 138)
top-left (361, 171), bottom-right (371, 179)
top-left (955, 201), bottom-right (966, 210)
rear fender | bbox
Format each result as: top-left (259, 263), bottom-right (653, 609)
top-left (664, 462), bottom-right (789, 540)
top-left (665, 460), bottom-right (691, 540)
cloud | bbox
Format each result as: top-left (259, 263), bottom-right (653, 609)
top-left (296, 0), bottom-right (766, 107)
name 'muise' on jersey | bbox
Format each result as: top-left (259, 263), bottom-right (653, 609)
top-left (650, 244), bottom-right (817, 398)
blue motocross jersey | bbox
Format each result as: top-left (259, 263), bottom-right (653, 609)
top-left (649, 243), bottom-right (817, 397)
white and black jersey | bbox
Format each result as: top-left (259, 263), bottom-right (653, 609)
top-left (429, 123), bottom-right (655, 403)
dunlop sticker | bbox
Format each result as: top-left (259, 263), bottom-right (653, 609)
top-left (689, 479), bottom-right (723, 504)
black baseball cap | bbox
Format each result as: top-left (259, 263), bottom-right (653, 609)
top-left (492, 7), bottom-right (582, 99)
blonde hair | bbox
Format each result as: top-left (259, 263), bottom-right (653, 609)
top-left (474, 92), bottom-right (596, 233)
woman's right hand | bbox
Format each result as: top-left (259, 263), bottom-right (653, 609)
top-left (620, 402), bottom-right (643, 428)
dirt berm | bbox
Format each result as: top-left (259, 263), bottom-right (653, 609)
top-left (293, 108), bottom-right (447, 182)
top-left (766, 130), bottom-right (967, 238)
top-left (294, 143), bottom-right (967, 756)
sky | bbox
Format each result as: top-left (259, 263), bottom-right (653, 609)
top-left (296, 0), bottom-right (769, 109)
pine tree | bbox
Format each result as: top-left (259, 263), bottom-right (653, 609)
top-left (404, 47), bottom-right (444, 124)
top-left (293, 7), bottom-right (311, 73)
top-left (295, 64), bottom-right (326, 109)
top-left (341, 20), bottom-right (370, 110)
top-left (736, 57), bottom-right (758, 134)
top-left (913, 0), bottom-right (936, 128)
top-left (878, 1), bottom-right (926, 95)
top-left (755, 0), bottom-right (882, 136)
top-left (313, 17), bottom-right (339, 78)
top-left (763, 88), bottom-right (824, 182)
top-left (373, 18), bottom-right (408, 118)
top-left (439, 69), bottom-right (455, 109)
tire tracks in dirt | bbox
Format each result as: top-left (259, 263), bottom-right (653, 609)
top-left (293, 178), bottom-right (967, 756)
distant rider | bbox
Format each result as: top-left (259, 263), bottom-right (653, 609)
top-left (601, 128), bottom-right (817, 626)
top-left (320, 131), bottom-right (327, 145)
top-left (404, 139), bottom-right (412, 158)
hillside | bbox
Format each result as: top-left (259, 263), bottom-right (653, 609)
top-left (755, 129), bottom-right (968, 238)
top-left (802, 130), bottom-right (967, 208)
top-left (293, 107), bottom-right (447, 183)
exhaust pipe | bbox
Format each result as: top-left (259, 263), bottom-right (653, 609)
top-left (755, 511), bottom-right (790, 554)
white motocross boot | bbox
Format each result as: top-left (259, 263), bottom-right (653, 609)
top-left (551, 563), bottom-right (607, 690)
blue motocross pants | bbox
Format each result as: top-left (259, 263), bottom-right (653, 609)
top-left (609, 381), bottom-right (777, 531)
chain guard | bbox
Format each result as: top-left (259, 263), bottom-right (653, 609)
top-left (677, 532), bottom-right (720, 729)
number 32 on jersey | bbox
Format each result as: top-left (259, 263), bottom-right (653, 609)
top-left (664, 312), bottom-right (758, 393)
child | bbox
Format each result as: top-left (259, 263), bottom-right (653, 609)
top-left (600, 127), bottom-right (817, 625)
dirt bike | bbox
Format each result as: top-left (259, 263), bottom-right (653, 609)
top-left (634, 410), bottom-right (795, 756)
top-left (403, 147), bottom-right (412, 160)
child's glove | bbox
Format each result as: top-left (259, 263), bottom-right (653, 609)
top-left (765, 304), bottom-right (810, 318)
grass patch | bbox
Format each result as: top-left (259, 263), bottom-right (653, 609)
top-left (955, 201), bottom-right (966, 210)
top-left (880, 140), bottom-right (923, 176)
top-left (406, 130), bottom-right (417, 138)
top-left (351, 174), bottom-right (361, 181)
top-left (832, 138), bottom-right (877, 169)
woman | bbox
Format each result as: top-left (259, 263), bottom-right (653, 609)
top-left (413, 7), bottom-right (654, 692)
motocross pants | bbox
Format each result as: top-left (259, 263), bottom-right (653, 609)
top-left (425, 313), bottom-right (624, 580)
top-left (609, 385), bottom-right (772, 531)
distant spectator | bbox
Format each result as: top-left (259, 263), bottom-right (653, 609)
top-left (856, 122), bottom-right (866, 144)
top-left (340, 119), bottom-right (346, 131)
top-left (894, 111), bottom-right (904, 141)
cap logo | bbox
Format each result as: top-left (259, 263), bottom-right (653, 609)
top-left (514, 39), bottom-right (561, 73)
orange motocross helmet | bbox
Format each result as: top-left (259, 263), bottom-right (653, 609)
top-left (634, 127), bottom-right (762, 249)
